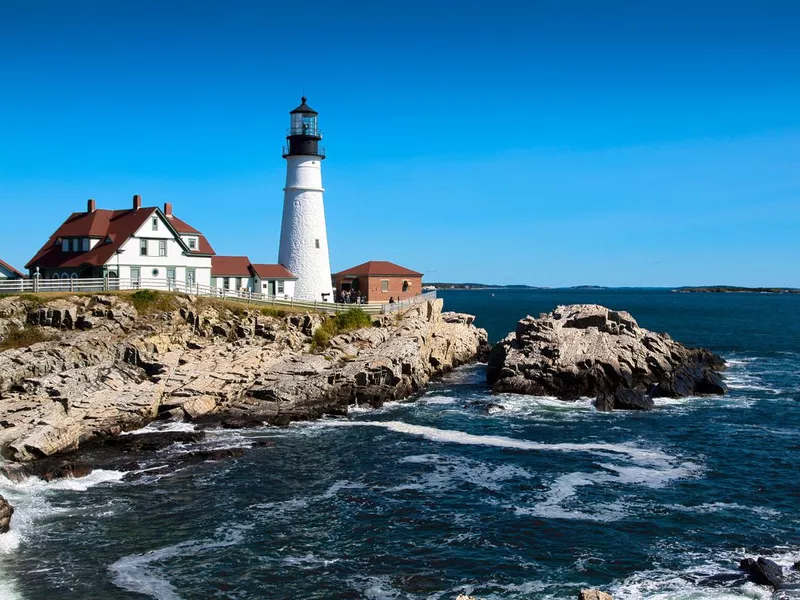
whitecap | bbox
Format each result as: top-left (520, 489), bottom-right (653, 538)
top-left (118, 421), bottom-right (197, 435)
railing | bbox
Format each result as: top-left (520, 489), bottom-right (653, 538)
top-left (382, 291), bottom-right (438, 314)
top-left (0, 277), bottom-right (436, 316)
top-left (281, 144), bottom-right (326, 158)
top-left (286, 126), bottom-right (322, 137)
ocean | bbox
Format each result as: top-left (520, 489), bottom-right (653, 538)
top-left (1, 288), bottom-right (798, 599)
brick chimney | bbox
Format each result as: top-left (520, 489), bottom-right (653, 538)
top-left (133, 194), bottom-right (142, 210)
top-left (164, 202), bottom-right (173, 219)
top-left (87, 198), bottom-right (96, 213)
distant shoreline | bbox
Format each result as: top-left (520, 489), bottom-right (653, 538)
top-left (426, 283), bottom-right (799, 294)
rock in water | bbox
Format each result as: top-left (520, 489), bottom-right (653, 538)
top-left (739, 556), bottom-right (785, 588)
top-left (579, 590), bottom-right (613, 600)
top-left (0, 494), bottom-right (13, 533)
top-left (487, 304), bottom-right (727, 408)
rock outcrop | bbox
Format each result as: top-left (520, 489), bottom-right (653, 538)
top-left (0, 494), bottom-right (13, 533)
top-left (0, 294), bottom-right (487, 463)
top-left (578, 590), bottom-right (613, 600)
top-left (739, 557), bottom-right (785, 589)
top-left (487, 304), bottom-right (726, 409)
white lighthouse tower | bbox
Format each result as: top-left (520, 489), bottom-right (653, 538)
top-left (278, 97), bottom-right (333, 302)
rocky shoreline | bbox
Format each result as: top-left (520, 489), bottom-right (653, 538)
top-left (0, 292), bottom-right (488, 478)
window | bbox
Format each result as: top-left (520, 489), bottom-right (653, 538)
top-left (223, 277), bottom-right (230, 290)
top-left (158, 240), bottom-right (167, 257)
top-left (236, 277), bottom-right (242, 289)
top-left (315, 239), bottom-right (320, 248)
top-left (82, 238), bottom-right (90, 251)
top-left (188, 238), bottom-right (197, 250)
top-left (186, 268), bottom-right (196, 285)
top-left (72, 238), bottom-right (79, 252)
top-left (61, 239), bottom-right (69, 252)
top-left (277, 280), bottom-right (284, 294)
top-left (131, 267), bottom-right (140, 287)
top-left (381, 280), bottom-right (389, 292)
top-left (402, 280), bottom-right (410, 292)
top-left (152, 217), bottom-right (158, 231)
top-left (140, 239), bottom-right (148, 256)
top-left (151, 268), bottom-right (159, 277)
top-left (167, 268), bottom-right (176, 285)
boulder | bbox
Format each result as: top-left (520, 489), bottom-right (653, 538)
top-left (579, 590), bottom-right (613, 600)
top-left (487, 304), bottom-right (726, 409)
top-left (740, 556), bottom-right (784, 588)
top-left (0, 494), bottom-right (13, 534)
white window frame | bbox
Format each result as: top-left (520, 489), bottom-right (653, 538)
top-left (188, 238), bottom-right (197, 250)
top-left (152, 217), bottom-right (158, 231)
top-left (381, 279), bottom-right (389, 293)
top-left (140, 239), bottom-right (148, 256)
top-left (158, 239), bottom-right (167, 257)
top-left (277, 280), bottom-right (284, 294)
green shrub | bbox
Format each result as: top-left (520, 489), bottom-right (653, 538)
top-left (311, 308), bottom-right (372, 350)
top-left (0, 325), bottom-right (55, 351)
top-left (129, 289), bottom-right (176, 314)
top-left (259, 306), bottom-right (287, 318)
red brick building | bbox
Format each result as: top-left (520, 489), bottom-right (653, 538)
top-left (332, 261), bottom-right (423, 304)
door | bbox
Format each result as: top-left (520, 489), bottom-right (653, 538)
top-left (186, 268), bottom-right (196, 286)
top-left (167, 268), bottom-right (176, 290)
top-left (268, 280), bottom-right (276, 296)
top-left (130, 267), bottom-right (140, 289)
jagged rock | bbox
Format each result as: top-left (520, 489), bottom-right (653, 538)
top-left (0, 294), bottom-right (486, 466)
top-left (579, 590), bottom-right (613, 600)
top-left (0, 494), bottom-right (13, 534)
top-left (487, 304), bottom-right (726, 409)
top-left (739, 556), bottom-right (785, 589)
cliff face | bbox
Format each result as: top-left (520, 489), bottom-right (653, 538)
top-left (0, 294), bottom-right (487, 462)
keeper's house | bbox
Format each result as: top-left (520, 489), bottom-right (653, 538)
top-left (332, 261), bottom-right (423, 303)
top-left (25, 195), bottom-right (215, 286)
top-left (0, 259), bottom-right (24, 280)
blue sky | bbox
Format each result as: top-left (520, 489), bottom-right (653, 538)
top-left (1, 0), bottom-right (798, 286)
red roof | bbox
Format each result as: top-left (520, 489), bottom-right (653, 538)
top-left (250, 264), bottom-right (297, 279)
top-left (26, 205), bottom-right (215, 270)
top-left (334, 260), bottom-right (423, 277)
top-left (212, 256), bottom-right (252, 277)
top-left (0, 259), bottom-right (24, 278)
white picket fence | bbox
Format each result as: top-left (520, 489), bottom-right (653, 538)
top-left (0, 277), bottom-right (436, 316)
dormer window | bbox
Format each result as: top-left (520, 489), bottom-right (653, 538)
top-left (61, 238), bottom-right (69, 252)
top-left (152, 217), bottom-right (158, 231)
top-left (71, 238), bottom-right (79, 252)
top-left (105, 235), bottom-right (112, 244)
top-left (188, 238), bottom-right (197, 250)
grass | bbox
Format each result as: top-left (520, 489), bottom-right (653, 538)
top-left (0, 325), bottom-right (56, 351)
top-left (128, 289), bottom-right (179, 314)
top-left (312, 308), bottom-right (373, 349)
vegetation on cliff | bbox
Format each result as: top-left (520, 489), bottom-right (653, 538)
top-left (312, 307), bottom-right (373, 348)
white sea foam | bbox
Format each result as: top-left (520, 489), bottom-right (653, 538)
top-left (667, 502), bottom-right (782, 518)
top-left (250, 480), bottom-right (363, 516)
top-left (279, 552), bottom-right (339, 569)
top-left (391, 453), bottom-right (534, 493)
top-left (0, 469), bottom-right (126, 555)
top-left (108, 524), bottom-right (250, 600)
top-left (323, 420), bottom-right (675, 465)
top-left (119, 421), bottom-right (198, 435)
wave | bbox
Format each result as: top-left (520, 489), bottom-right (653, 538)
top-left (323, 420), bottom-right (676, 465)
top-left (108, 523), bottom-right (250, 600)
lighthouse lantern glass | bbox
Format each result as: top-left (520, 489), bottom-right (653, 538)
top-left (290, 113), bottom-right (318, 136)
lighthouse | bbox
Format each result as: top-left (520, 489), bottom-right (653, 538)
top-left (278, 97), bottom-right (333, 302)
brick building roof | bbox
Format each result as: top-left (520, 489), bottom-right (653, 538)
top-left (334, 261), bottom-right (423, 277)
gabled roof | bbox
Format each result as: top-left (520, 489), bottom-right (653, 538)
top-left (26, 205), bottom-right (215, 270)
top-left (250, 264), bottom-right (297, 279)
top-left (334, 261), bottom-right (423, 277)
top-left (168, 215), bottom-right (215, 255)
top-left (212, 256), bottom-right (252, 277)
top-left (0, 259), bottom-right (24, 278)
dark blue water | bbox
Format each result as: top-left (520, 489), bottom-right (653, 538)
top-left (1, 289), bottom-right (798, 599)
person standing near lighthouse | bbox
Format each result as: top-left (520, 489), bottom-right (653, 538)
top-left (278, 97), bottom-right (333, 302)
